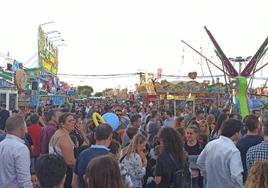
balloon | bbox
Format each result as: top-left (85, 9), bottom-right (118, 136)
top-left (188, 72), bottom-right (197, 79)
top-left (92, 112), bottom-right (106, 127)
top-left (102, 113), bottom-right (119, 131)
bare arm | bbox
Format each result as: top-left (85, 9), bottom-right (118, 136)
top-left (197, 145), bottom-right (207, 174)
top-left (59, 136), bottom-right (76, 167)
top-left (155, 176), bottom-right (162, 185)
top-left (39, 117), bottom-right (46, 127)
top-left (79, 131), bottom-right (90, 146)
top-left (75, 123), bottom-right (90, 146)
top-left (71, 173), bottom-right (79, 188)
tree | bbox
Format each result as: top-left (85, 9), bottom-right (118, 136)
top-left (94, 92), bottom-right (103, 97)
top-left (77, 85), bottom-right (94, 97)
top-left (102, 88), bottom-right (113, 96)
top-left (93, 88), bottom-right (113, 97)
top-left (103, 88), bottom-right (113, 93)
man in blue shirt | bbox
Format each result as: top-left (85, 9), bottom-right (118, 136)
top-left (247, 121), bottom-right (268, 170)
top-left (122, 114), bottom-right (144, 147)
top-left (72, 124), bottom-right (113, 188)
top-left (163, 110), bottom-right (174, 127)
top-left (236, 115), bottom-right (263, 182)
top-left (0, 115), bottom-right (33, 188)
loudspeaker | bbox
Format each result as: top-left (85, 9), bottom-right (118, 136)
top-left (230, 80), bottom-right (237, 89)
top-left (7, 63), bottom-right (12, 71)
top-left (32, 81), bottom-right (38, 90)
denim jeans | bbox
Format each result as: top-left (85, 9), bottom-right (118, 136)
top-left (192, 177), bottom-right (201, 188)
top-left (31, 157), bottom-right (38, 173)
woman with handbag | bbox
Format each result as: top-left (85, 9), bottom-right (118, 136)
top-left (155, 127), bottom-right (191, 188)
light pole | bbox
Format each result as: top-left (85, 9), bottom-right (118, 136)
top-left (50, 38), bottom-right (64, 43)
top-left (37, 22), bottom-right (66, 110)
top-left (54, 43), bottom-right (67, 47)
top-left (48, 35), bottom-right (62, 40)
top-left (36, 22), bottom-right (58, 111)
top-left (39, 21), bottom-right (54, 27)
top-left (229, 56), bottom-right (249, 74)
top-left (36, 23), bottom-right (55, 111)
top-left (45, 31), bottom-right (60, 35)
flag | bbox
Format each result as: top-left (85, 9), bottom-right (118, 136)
top-left (157, 68), bottom-right (162, 79)
top-left (12, 60), bottom-right (20, 72)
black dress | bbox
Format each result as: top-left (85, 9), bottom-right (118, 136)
top-left (155, 152), bottom-right (177, 188)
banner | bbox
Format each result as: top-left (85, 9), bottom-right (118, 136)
top-left (0, 70), bottom-right (13, 81)
top-left (145, 83), bottom-right (156, 95)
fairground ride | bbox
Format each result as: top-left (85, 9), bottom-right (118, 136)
top-left (182, 26), bottom-right (268, 118)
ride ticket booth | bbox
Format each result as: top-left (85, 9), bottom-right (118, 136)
top-left (145, 94), bottom-right (159, 107)
top-left (0, 88), bottom-right (18, 111)
top-left (166, 94), bottom-right (196, 115)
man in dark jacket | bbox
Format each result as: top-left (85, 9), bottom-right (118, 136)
top-left (0, 104), bottom-right (10, 130)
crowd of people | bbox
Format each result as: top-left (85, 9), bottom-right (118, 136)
top-left (0, 99), bottom-right (268, 188)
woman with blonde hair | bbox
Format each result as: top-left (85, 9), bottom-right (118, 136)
top-left (173, 116), bottom-right (186, 130)
top-left (245, 160), bottom-right (268, 188)
top-left (121, 133), bottom-right (147, 188)
top-left (207, 114), bottom-right (216, 132)
top-left (198, 120), bottom-right (210, 144)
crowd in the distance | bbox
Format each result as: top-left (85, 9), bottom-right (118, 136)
top-left (0, 100), bottom-right (268, 188)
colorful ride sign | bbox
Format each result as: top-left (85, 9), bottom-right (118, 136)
top-left (38, 27), bottom-right (59, 75)
top-left (39, 50), bottom-right (58, 75)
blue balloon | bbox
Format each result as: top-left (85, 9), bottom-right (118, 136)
top-left (102, 113), bottom-right (119, 131)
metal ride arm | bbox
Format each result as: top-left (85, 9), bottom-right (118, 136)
top-left (204, 26), bottom-right (239, 78)
top-left (181, 40), bottom-right (231, 93)
top-left (241, 37), bottom-right (268, 77)
top-left (205, 59), bottom-right (214, 83)
top-left (250, 61), bottom-right (268, 76)
top-left (248, 49), bottom-right (268, 89)
top-left (181, 40), bottom-right (227, 74)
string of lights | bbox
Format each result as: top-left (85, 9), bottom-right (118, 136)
top-left (57, 72), bottom-right (268, 81)
top-left (57, 72), bottom-right (225, 79)
top-left (57, 73), bottom-right (138, 77)
top-left (59, 74), bottom-right (137, 80)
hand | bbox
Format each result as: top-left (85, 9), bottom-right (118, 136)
top-left (140, 151), bottom-right (147, 167)
top-left (75, 122), bottom-right (84, 134)
top-left (142, 157), bottom-right (148, 167)
top-left (184, 151), bottom-right (189, 159)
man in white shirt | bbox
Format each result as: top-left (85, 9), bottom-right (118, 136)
top-left (0, 115), bottom-right (33, 188)
top-left (197, 119), bottom-right (243, 188)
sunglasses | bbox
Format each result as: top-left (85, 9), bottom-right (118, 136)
top-left (68, 119), bottom-right (75, 122)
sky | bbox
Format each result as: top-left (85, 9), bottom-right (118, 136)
top-left (0, 0), bottom-right (268, 92)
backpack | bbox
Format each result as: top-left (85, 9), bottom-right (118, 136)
top-left (168, 154), bottom-right (191, 188)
